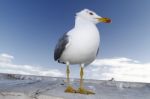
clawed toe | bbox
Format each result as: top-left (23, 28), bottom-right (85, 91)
top-left (65, 86), bottom-right (76, 93)
top-left (76, 87), bottom-right (95, 95)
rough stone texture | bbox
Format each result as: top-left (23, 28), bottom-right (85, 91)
top-left (0, 73), bottom-right (150, 99)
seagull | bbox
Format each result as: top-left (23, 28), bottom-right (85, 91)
top-left (54, 9), bottom-right (111, 94)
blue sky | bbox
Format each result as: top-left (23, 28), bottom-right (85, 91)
top-left (0, 0), bottom-right (150, 82)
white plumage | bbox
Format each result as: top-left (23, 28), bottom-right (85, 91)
top-left (60, 14), bottom-right (100, 65)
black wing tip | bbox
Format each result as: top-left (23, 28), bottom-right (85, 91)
top-left (58, 60), bottom-right (65, 64)
top-left (54, 57), bottom-right (65, 64)
top-left (54, 52), bottom-right (59, 61)
top-left (54, 57), bottom-right (57, 61)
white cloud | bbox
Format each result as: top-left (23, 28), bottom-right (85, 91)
top-left (0, 53), bottom-right (14, 63)
top-left (85, 57), bottom-right (150, 83)
top-left (0, 53), bottom-right (64, 77)
top-left (1, 53), bottom-right (150, 83)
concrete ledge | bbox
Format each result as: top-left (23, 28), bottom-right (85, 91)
top-left (0, 73), bottom-right (150, 99)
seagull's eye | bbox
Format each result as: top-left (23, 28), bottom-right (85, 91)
top-left (89, 12), bottom-right (93, 15)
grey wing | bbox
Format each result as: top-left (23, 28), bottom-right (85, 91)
top-left (96, 47), bottom-right (99, 56)
top-left (54, 33), bottom-right (69, 62)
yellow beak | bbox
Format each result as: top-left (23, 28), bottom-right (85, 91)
top-left (97, 17), bottom-right (111, 23)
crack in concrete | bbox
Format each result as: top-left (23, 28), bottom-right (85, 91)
top-left (30, 82), bottom-right (61, 99)
top-left (0, 92), bottom-right (5, 96)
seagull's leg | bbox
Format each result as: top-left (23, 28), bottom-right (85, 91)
top-left (64, 62), bottom-right (76, 93)
top-left (77, 64), bottom-right (95, 95)
top-left (80, 65), bottom-right (84, 88)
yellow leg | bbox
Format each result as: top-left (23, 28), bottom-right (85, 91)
top-left (77, 64), bottom-right (95, 95)
top-left (64, 62), bottom-right (76, 93)
top-left (80, 66), bottom-right (84, 88)
top-left (66, 64), bottom-right (70, 86)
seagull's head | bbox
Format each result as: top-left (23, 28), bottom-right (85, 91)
top-left (76, 9), bottom-right (111, 24)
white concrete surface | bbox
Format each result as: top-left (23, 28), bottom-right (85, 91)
top-left (0, 73), bottom-right (150, 99)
